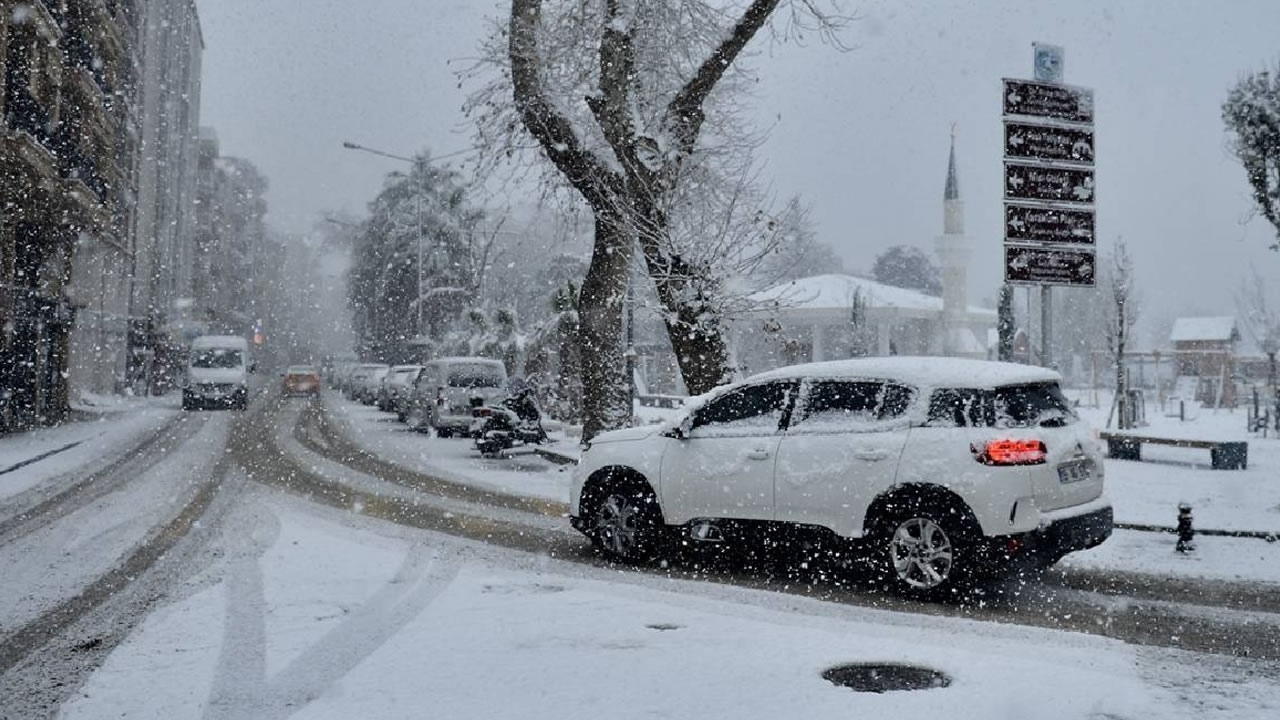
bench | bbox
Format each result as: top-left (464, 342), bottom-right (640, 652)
top-left (1098, 432), bottom-right (1247, 470)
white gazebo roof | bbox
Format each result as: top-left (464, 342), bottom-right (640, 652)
top-left (748, 274), bottom-right (994, 317)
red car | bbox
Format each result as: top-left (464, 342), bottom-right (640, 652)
top-left (282, 365), bottom-right (321, 396)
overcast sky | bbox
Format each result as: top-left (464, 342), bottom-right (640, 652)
top-left (196, 0), bottom-right (1280, 336)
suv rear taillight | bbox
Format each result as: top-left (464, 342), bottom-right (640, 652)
top-left (972, 439), bottom-right (1047, 466)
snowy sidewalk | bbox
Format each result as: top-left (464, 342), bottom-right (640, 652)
top-left (0, 395), bottom-right (180, 503)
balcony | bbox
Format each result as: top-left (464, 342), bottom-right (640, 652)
top-left (63, 27), bottom-right (114, 98)
top-left (4, 85), bottom-right (55, 149)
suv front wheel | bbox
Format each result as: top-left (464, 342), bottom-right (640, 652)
top-left (582, 479), bottom-right (666, 564)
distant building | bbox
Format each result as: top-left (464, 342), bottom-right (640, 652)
top-left (729, 133), bottom-right (993, 376)
top-left (1170, 316), bottom-right (1239, 406)
top-left (731, 273), bottom-right (996, 375)
top-left (128, 0), bottom-right (204, 392)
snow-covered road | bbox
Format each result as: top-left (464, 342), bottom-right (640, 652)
top-left (1, 390), bottom-right (1278, 718)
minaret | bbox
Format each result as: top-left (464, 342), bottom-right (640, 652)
top-left (935, 126), bottom-right (976, 357)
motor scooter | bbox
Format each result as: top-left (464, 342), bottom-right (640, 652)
top-left (471, 388), bottom-right (549, 457)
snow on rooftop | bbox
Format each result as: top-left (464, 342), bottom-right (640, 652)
top-left (746, 355), bottom-right (1061, 388)
top-left (1170, 316), bottom-right (1237, 343)
top-left (749, 274), bottom-right (994, 317)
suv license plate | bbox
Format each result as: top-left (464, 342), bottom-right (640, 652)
top-left (1057, 459), bottom-right (1094, 484)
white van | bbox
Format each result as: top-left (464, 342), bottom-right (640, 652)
top-left (183, 335), bottom-right (252, 411)
top-left (404, 357), bottom-right (508, 437)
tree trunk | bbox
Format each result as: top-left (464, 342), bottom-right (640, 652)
top-left (632, 197), bottom-right (730, 395)
top-left (577, 215), bottom-right (632, 441)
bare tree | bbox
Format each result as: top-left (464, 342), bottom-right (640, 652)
top-left (1223, 63), bottom-right (1280, 248)
top-left (469, 0), bottom-right (846, 439)
top-left (1104, 239), bottom-right (1139, 429)
top-left (1237, 268), bottom-right (1280, 399)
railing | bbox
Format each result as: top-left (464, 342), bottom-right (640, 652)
top-left (54, 132), bottom-right (108, 203)
top-left (637, 394), bottom-right (687, 410)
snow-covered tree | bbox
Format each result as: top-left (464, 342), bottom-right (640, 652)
top-left (1223, 63), bottom-right (1280, 249)
top-left (997, 283), bottom-right (1015, 362)
top-left (1237, 268), bottom-right (1280, 396)
top-left (1104, 239), bottom-right (1139, 429)
top-left (746, 199), bottom-right (844, 284)
top-left (872, 245), bottom-right (941, 296)
top-left (465, 0), bottom-right (847, 439)
top-left (348, 154), bottom-right (484, 361)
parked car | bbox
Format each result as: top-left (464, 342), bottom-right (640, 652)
top-left (357, 365), bottom-right (391, 404)
top-left (568, 356), bottom-right (1112, 599)
top-left (378, 364), bottom-right (423, 416)
top-left (404, 357), bottom-right (508, 437)
top-left (344, 363), bottom-right (387, 402)
top-left (282, 365), bottom-right (321, 397)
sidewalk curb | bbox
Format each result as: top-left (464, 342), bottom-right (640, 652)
top-left (1116, 521), bottom-right (1278, 542)
top-left (0, 441), bottom-right (84, 476)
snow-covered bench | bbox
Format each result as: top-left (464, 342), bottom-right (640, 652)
top-left (1098, 431), bottom-right (1247, 470)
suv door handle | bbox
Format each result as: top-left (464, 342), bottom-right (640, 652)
top-left (854, 449), bottom-right (889, 461)
top-left (746, 448), bottom-right (771, 461)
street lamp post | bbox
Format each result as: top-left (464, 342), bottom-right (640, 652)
top-left (342, 141), bottom-right (425, 340)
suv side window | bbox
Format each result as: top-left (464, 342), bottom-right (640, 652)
top-left (691, 381), bottom-right (795, 433)
top-left (994, 382), bottom-right (1077, 427)
top-left (926, 388), bottom-right (992, 427)
top-left (793, 380), bottom-right (916, 430)
top-left (926, 383), bottom-right (1076, 428)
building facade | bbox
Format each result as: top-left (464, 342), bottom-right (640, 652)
top-left (126, 0), bottom-right (202, 393)
top-left (2, 0), bottom-right (203, 429)
top-left (2, 0), bottom-right (144, 427)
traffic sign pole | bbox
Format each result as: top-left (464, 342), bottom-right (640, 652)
top-left (1002, 45), bottom-right (1097, 369)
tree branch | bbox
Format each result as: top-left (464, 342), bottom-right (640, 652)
top-left (509, 0), bottom-right (623, 213)
top-left (665, 0), bottom-right (782, 154)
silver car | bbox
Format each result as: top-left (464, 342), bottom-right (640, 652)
top-left (404, 357), bottom-right (508, 437)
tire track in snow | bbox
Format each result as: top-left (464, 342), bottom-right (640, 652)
top-left (203, 501), bottom-right (459, 720)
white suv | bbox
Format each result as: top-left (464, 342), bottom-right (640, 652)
top-left (569, 357), bottom-right (1112, 598)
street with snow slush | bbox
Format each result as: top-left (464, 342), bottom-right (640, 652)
top-left (1, 388), bottom-right (1278, 719)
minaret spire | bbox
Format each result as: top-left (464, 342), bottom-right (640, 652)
top-left (945, 123), bottom-right (960, 201)
top-left (936, 124), bottom-right (975, 357)
top-left (943, 124), bottom-right (964, 234)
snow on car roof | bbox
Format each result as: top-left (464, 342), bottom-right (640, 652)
top-left (745, 356), bottom-right (1061, 389)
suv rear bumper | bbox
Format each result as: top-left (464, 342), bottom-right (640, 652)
top-left (1031, 503), bottom-right (1113, 554)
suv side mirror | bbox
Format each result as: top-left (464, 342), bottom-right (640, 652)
top-left (666, 414), bottom-right (694, 440)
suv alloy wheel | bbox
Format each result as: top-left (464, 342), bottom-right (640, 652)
top-left (876, 499), bottom-right (973, 600)
top-left (583, 481), bottom-right (665, 564)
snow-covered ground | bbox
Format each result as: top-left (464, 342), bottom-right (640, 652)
top-left (59, 492), bottom-right (1280, 719)
top-left (5, 389), bottom-right (1277, 717)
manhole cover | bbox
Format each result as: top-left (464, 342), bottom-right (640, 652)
top-left (822, 663), bottom-right (951, 693)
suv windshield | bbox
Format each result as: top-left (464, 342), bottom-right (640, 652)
top-left (191, 349), bottom-right (242, 370)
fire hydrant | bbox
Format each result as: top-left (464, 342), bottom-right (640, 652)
top-left (1175, 503), bottom-right (1195, 553)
